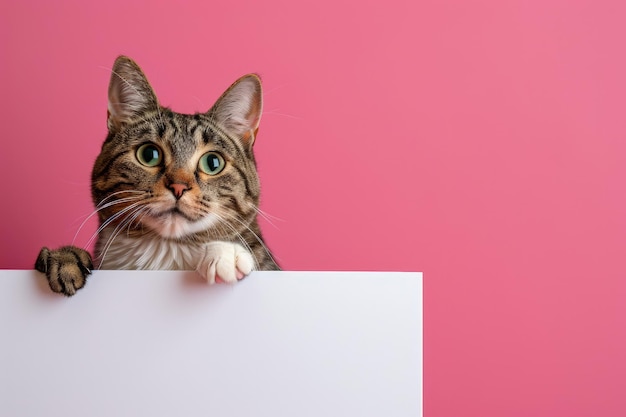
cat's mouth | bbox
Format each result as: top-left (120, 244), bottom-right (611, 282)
top-left (140, 206), bottom-right (197, 231)
top-left (141, 205), bottom-right (217, 238)
top-left (161, 207), bottom-right (195, 222)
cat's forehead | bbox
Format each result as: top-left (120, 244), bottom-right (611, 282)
top-left (128, 110), bottom-right (240, 156)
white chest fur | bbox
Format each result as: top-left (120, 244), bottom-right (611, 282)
top-left (95, 230), bottom-right (255, 284)
top-left (97, 232), bottom-right (201, 270)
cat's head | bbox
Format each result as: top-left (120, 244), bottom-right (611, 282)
top-left (92, 56), bottom-right (264, 240)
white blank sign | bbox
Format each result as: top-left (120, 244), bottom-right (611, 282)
top-left (0, 270), bottom-right (422, 416)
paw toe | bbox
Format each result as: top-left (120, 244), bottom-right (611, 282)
top-left (235, 252), bottom-right (254, 279)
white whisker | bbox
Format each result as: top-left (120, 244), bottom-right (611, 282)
top-left (263, 109), bottom-right (302, 120)
top-left (72, 193), bottom-right (146, 246)
top-left (218, 210), bottom-right (278, 268)
top-left (97, 190), bottom-right (146, 208)
top-left (96, 205), bottom-right (148, 269)
top-left (84, 200), bottom-right (146, 251)
top-left (248, 202), bottom-right (284, 229)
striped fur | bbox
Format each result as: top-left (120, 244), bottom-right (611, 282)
top-left (36, 56), bottom-right (279, 296)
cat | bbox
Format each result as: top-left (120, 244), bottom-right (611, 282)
top-left (35, 56), bottom-right (279, 296)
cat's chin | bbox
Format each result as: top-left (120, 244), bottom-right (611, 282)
top-left (142, 212), bottom-right (217, 239)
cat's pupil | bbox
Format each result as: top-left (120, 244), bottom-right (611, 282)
top-left (206, 155), bottom-right (219, 170)
top-left (142, 147), bottom-right (158, 163)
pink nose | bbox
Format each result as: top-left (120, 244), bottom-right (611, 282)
top-left (168, 183), bottom-right (189, 199)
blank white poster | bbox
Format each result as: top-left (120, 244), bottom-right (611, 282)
top-left (0, 270), bottom-right (422, 416)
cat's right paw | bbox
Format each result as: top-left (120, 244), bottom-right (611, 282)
top-left (35, 246), bottom-right (93, 296)
top-left (196, 241), bottom-right (254, 285)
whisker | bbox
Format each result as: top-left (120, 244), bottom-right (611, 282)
top-left (73, 194), bottom-right (145, 246)
top-left (84, 200), bottom-right (146, 251)
top-left (97, 190), bottom-right (146, 208)
top-left (218, 210), bottom-right (278, 269)
top-left (82, 200), bottom-right (144, 249)
top-left (262, 109), bottom-right (303, 120)
top-left (248, 202), bottom-right (284, 229)
top-left (125, 205), bottom-right (150, 237)
top-left (96, 205), bottom-right (147, 269)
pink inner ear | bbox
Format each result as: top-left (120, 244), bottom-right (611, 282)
top-left (248, 112), bottom-right (261, 130)
top-left (246, 94), bottom-right (262, 130)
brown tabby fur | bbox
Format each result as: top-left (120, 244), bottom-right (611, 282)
top-left (36, 56), bottom-right (279, 296)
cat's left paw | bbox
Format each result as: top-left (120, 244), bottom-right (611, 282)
top-left (196, 242), bottom-right (254, 284)
top-left (35, 246), bottom-right (93, 296)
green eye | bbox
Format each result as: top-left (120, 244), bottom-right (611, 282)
top-left (136, 144), bottom-right (162, 167)
top-left (199, 152), bottom-right (225, 175)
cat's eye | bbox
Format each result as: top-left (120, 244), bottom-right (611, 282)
top-left (136, 143), bottom-right (162, 167)
top-left (199, 152), bottom-right (225, 175)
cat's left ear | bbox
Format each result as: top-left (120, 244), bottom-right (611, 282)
top-left (208, 74), bottom-right (263, 147)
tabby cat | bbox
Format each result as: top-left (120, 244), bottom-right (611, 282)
top-left (35, 56), bottom-right (279, 296)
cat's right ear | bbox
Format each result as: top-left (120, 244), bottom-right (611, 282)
top-left (107, 56), bottom-right (160, 132)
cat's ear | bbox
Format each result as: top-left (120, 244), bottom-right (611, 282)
top-left (107, 56), bottom-right (160, 132)
top-left (208, 74), bottom-right (263, 147)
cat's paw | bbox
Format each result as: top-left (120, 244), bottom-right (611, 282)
top-left (35, 246), bottom-right (93, 296)
top-left (196, 242), bottom-right (254, 284)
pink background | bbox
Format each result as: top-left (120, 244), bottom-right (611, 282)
top-left (2, 0), bottom-right (625, 415)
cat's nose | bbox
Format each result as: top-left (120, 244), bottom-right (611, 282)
top-left (168, 183), bottom-right (189, 199)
